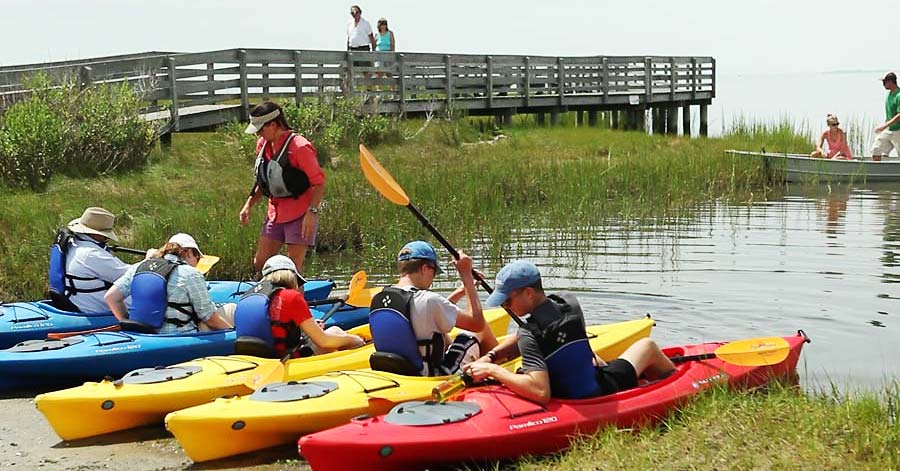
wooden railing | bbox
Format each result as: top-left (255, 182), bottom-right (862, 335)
top-left (0, 48), bottom-right (715, 132)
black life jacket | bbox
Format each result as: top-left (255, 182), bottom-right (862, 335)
top-left (254, 132), bottom-right (311, 199)
top-left (47, 228), bottom-right (113, 312)
top-left (523, 293), bottom-right (602, 399)
top-left (234, 281), bottom-right (304, 356)
top-left (128, 258), bottom-right (200, 330)
top-left (369, 286), bottom-right (445, 376)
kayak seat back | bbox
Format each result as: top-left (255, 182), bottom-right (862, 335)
top-left (233, 291), bottom-right (276, 344)
top-left (369, 307), bottom-right (423, 373)
top-left (234, 336), bottom-right (278, 358)
top-left (46, 290), bottom-right (81, 313)
top-left (545, 338), bottom-right (602, 399)
top-left (369, 351), bottom-right (422, 376)
top-left (119, 319), bottom-right (158, 334)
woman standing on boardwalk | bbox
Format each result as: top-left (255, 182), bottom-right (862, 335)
top-left (238, 101), bottom-right (326, 274)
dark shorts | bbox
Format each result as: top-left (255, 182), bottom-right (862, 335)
top-left (348, 45), bottom-right (372, 67)
top-left (595, 358), bottom-right (638, 395)
top-left (437, 333), bottom-right (480, 375)
top-left (259, 214), bottom-right (317, 246)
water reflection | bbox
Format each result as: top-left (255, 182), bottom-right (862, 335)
top-left (325, 183), bottom-right (899, 390)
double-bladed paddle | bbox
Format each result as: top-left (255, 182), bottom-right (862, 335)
top-left (358, 144), bottom-right (525, 328)
top-left (430, 336), bottom-right (794, 402)
top-left (109, 245), bottom-right (220, 275)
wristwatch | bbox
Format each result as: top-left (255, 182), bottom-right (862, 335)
top-left (486, 351), bottom-right (497, 361)
top-left (308, 206), bottom-right (318, 214)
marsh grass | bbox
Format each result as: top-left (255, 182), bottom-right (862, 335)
top-left (0, 119), bottom-right (810, 301)
top-left (505, 383), bottom-right (900, 471)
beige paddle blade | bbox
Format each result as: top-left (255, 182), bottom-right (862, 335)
top-left (196, 255), bottom-right (220, 275)
top-left (714, 336), bottom-right (791, 367)
top-left (244, 360), bottom-right (285, 390)
top-left (344, 270), bottom-right (375, 307)
top-left (360, 144), bottom-right (410, 206)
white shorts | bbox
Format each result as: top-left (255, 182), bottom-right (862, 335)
top-left (870, 129), bottom-right (900, 157)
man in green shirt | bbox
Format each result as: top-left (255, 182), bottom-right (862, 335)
top-left (871, 72), bottom-right (900, 160)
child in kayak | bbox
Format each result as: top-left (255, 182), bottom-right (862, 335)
top-left (105, 233), bottom-right (234, 333)
top-left (810, 114), bottom-right (852, 160)
top-left (368, 241), bottom-right (498, 376)
top-left (234, 255), bottom-right (364, 358)
top-left (465, 260), bottom-right (674, 405)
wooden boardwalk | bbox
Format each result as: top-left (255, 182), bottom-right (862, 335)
top-left (0, 48), bottom-right (715, 137)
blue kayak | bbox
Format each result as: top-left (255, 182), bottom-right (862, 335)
top-left (0, 301), bottom-right (370, 392)
top-left (0, 279), bottom-right (335, 350)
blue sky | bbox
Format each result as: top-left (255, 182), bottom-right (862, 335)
top-left (1, 0), bottom-right (889, 75)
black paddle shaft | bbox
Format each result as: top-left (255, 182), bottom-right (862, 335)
top-left (109, 246), bottom-right (148, 256)
top-left (669, 353), bottom-right (716, 364)
top-left (405, 203), bottom-right (526, 328)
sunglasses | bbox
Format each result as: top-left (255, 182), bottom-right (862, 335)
top-left (828, 123), bottom-right (839, 127)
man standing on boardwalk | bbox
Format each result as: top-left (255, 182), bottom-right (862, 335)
top-left (871, 72), bottom-right (900, 160)
top-left (347, 6), bottom-right (376, 53)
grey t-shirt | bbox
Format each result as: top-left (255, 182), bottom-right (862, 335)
top-left (517, 326), bottom-right (547, 373)
top-left (392, 285), bottom-right (461, 357)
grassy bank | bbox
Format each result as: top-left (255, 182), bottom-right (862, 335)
top-left (0, 120), bottom-right (810, 301)
top-left (509, 384), bottom-right (900, 471)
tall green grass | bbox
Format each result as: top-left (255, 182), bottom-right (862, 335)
top-left (511, 383), bottom-right (900, 471)
top-left (0, 118), bottom-right (810, 302)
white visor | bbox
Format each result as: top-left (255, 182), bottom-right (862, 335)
top-left (244, 109), bottom-right (281, 134)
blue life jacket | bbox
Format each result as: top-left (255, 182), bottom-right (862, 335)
top-left (48, 228), bottom-right (112, 312)
top-left (128, 258), bottom-right (197, 330)
top-left (524, 293), bottom-right (601, 399)
top-left (234, 281), bottom-right (304, 352)
top-left (369, 286), bottom-right (444, 375)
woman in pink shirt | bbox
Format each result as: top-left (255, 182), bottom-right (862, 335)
top-left (811, 114), bottom-right (852, 160)
top-left (239, 101), bottom-right (326, 274)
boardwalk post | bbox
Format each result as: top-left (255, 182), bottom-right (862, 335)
top-left (575, 110), bottom-right (583, 127)
top-left (397, 54), bottom-right (406, 116)
top-left (691, 58), bottom-right (698, 100)
top-left (682, 103), bottom-right (691, 137)
top-left (346, 51), bottom-right (355, 97)
top-left (669, 57), bottom-right (676, 101)
top-left (638, 107), bottom-right (647, 132)
top-left (550, 109), bottom-right (560, 126)
top-left (524, 56), bottom-right (531, 108)
top-left (699, 105), bottom-right (708, 137)
top-left (205, 63), bottom-right (215, 97)
top-left (612, 110), bottom-right (619, 129)
top-left (294, 51), bottom-right (303, 105)
top-left (652, 108), bottom-right (662, 134)
top-left (262, 61), bottom-right (270, 98)
top-left (601, 57), bottom-right (608, 104)
top-left (238, 49), bottom-right (249, 120)
top-left (486, 56), bottom-right (494, 109)
top-left (536, 113), bottom-right (545, 126)
top-left (557, 57), bottom-right (565, 107)
top-left (77, 66), bottom-right (92, 90)
top-left (167, 56), bottom-right (180, 132)
top-left (666, 105), bottom-right (678, 135)
top-left (588, 110), bottom-right (598, 127)
top-left (644, 57), bottom-right (652, 105)
top-left (445, 55), bottom-right (453, 111)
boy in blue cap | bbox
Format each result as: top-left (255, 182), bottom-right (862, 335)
top-left (465, 260), bottom-right (674, 405)
top-left (371, 240), bottom-right (499, 376)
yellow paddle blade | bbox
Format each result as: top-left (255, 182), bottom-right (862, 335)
top-left (360, 144), bottom-right (410, 206)
top-left (195, 255), bottom-right (220, 275)
top-left (244, 360), bottom-right (285, 390)
top-left (344, 270), bottom-right (375, 307)
top-left (348, 287), bottom-right (381, 308)
top-left (714, 336), bottom-right (791, 367)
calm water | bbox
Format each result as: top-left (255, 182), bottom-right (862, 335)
top-left (347, 183), bottom-right (899, 391)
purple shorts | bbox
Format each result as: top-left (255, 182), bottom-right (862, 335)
top-left (260, 214), bottom-right (317, 246)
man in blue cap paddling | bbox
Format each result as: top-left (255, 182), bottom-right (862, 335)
top-left (465, 260), bottom-right (674, 405)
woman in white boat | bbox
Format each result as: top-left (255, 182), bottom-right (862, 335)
top-left (810, 114), bottom-right (852, 160)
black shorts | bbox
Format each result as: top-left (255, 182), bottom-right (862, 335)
top-left (595, 358), bottom-right (638, 395)
top-left (348, 45), bottom-right (372, 67)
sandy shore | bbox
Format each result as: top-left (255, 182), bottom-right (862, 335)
top-left (0, 395), bottom-right (309, 471)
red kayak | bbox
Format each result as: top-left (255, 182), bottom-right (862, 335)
top-left (298, 331), bottom-right (809, 471)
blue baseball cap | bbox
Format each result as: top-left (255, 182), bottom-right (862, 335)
top-left (485, 260), bottom-right (542, 307)
top-left (397, 240), bottom-right (443, 274)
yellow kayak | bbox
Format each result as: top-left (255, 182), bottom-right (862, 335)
top-left (35, 308), bottom-right (511, 441)
top-left (165, 316), bottom-right (654, 462)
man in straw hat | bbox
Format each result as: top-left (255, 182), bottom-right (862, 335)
top-left (871, 72), bottom-right (900, 161)
top-left (52, 207), bottom-right (131, 313)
